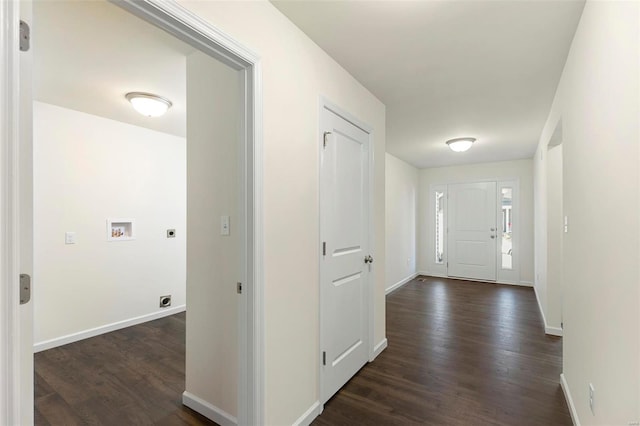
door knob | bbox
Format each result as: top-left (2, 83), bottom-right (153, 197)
top-left (490, 228), bottom-right (496, 231)
top-left (364, 255), bottom-right (374, 264)
top-left (490, 235), bottom-right (495, 239)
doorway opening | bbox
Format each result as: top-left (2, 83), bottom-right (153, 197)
top-left (2, 0), bottom-right (263, 424)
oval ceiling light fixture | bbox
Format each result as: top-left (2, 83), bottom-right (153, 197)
top-left (125, 92), bottom-right (172, 117)
top-left (446, 137), bottom-right (476, 152)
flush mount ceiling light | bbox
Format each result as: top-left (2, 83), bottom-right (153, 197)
top-left (446, 137), bottom-right (476, 152)
top-left (125, 92), bottom-right (172, 117)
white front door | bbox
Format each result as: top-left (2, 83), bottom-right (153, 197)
top-left (320, 105), bottom-right (370, 404)
top-left (447, 182), bottom-right (497, 281)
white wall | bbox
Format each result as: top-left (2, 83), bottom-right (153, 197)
top-left (417, 159), bottom-right (534, 285)
top-left (533, 2), bottom-right (639, 424)
top-left (33, 101), bottom-right (186, 348)
top-left (177, 2), bottom-right (386, 424)
top-left (185, 51), bottom-right (240, 419)
top-left (385, 153), bottom-right (418, 293)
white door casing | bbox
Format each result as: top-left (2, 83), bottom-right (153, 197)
top-left (2, 1), bottom-right (265, 424)
top-left (320, 102), bottom-right (371, 404)
top-left (447, 182), bottom-right (497, 281)
top-left (1, 2), bottom-right (35, 424)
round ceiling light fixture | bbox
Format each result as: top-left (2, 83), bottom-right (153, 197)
top-left (125, 92), bottom-right (172, 117)
top-left (446, 137), bottom-right (476, 152)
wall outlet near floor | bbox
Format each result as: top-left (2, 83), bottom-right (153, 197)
top-left (159, 295), bottom-right (172, 308)
top-left (589, 383), bottom-right (595, 415)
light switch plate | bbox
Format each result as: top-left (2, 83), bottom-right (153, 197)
top-left (65, 232), bottom-right (76, 244)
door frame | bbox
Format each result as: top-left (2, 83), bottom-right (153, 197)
top-left (426, 178), bottom-right (521, 286)
top-left (1, 1), bottom-right (25, 423)
top-left (0, 0), bottom-right (265, 424)
top-left (318, 97), bottom-right (375, 409)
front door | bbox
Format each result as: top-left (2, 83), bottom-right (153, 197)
top-left (320, 104), bottom-right (371, 404)
top-left (447, 182), bottom-right (497, 281)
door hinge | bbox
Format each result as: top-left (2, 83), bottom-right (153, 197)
top-left (19, 20), bottom-right (30, 52)
top-left (322, 351), bottom-right (326, 366)
top-left (322, 242), bottom-right (326, 256)
top-left (237, 282), bottom-right (242, 294)
top-left (323, 131), bottom-right (331, 148)
top-left (20, 274), bottom-right (31, 304)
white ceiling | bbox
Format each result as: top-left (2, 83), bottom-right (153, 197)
top-left (34, 1), bottom-right (194, 137)
top-left (271, 1), bottom-right (585, 168)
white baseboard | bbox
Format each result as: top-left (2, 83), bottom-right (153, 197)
top-left (371, 338), bottom-right (388, 361)
top-left (292, 400), bottom-right (321, 426)
top-left (545, 326), bottom-right (563, 337)
top-left (533, 286), bottom-right (549, 331)
top-left (496, 280), bottom-right (533, 287)
top-left (532, 287), bottom-right (564, 337)
top-left (34, 305), bottom-right (186, 352)
top-left (182, 391), bottom-right (237, 426)
top-left (419, 270), bottom-right (445, 277)
top-left (560, 373), bottom-right (580, 426)
top-left (385, 273), bottom-right (418, 295)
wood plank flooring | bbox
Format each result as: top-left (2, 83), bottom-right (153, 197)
top-left (35, 312), bottom-right (216, 425)
top-left (36, 277), bottom-right (570, 425)
top-left (313, 276), bottom-right (571, 425)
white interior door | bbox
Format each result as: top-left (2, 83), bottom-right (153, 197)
top-left (447, 182), bottom-right (497, 281)
top-left (320, 105), bottom-right (370, 404)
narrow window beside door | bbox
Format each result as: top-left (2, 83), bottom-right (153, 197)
top-left (435, 191), bottom-right (444, 264)
top-left (501, 187), bottom-right (513, 270)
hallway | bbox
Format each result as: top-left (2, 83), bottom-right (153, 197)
top-left (313, 277), bottom-right (571, 425)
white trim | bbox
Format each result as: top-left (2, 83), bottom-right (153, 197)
top-left (371, 338), bottom-right (387, 361)
top-left (1, 0), bottom-right (23, 423)
top-left (292, 401), bottom-right (321, 426)
top-left (385, 273), bottom-right (418, 295)
top-left (496, 280), bottom-right (532, 287)
top-left (77, 2), bottom-right (265, 424)
top-left (34, 305), bottom-right (186, 352)
top-left (560, 373), bottom-right (580, 426)
top-left (182, 391), bottom-right (238, 426)
top-left (533, 285), bottom-right (563, 336)
top-left (415, 274), bottom-right (534, 289)
top-left (419, 270), bottom-right (445, 278)
top-left (545, 326), bottom-right (563, 337)
top-left (533, 285), bottom-right (547, 326)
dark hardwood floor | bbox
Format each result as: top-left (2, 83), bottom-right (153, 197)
top-left (313, 276), bottom-right (572, 425)
top-left (35, 312), bottom-right (216, 425)
top-left (36, 277), bottom-right (570, 425)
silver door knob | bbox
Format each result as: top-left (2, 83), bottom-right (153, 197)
top-left (364, 255), bottom-right (374, 264)
top-left (490, 235), bottom-right (495, 239)
top-left (490, 228), bottom-right (496, 231)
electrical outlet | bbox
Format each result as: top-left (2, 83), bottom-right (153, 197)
top-left (589, 383), bottom-right (595, 415)
top-left (159, 295), bottom-right (172, 308)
